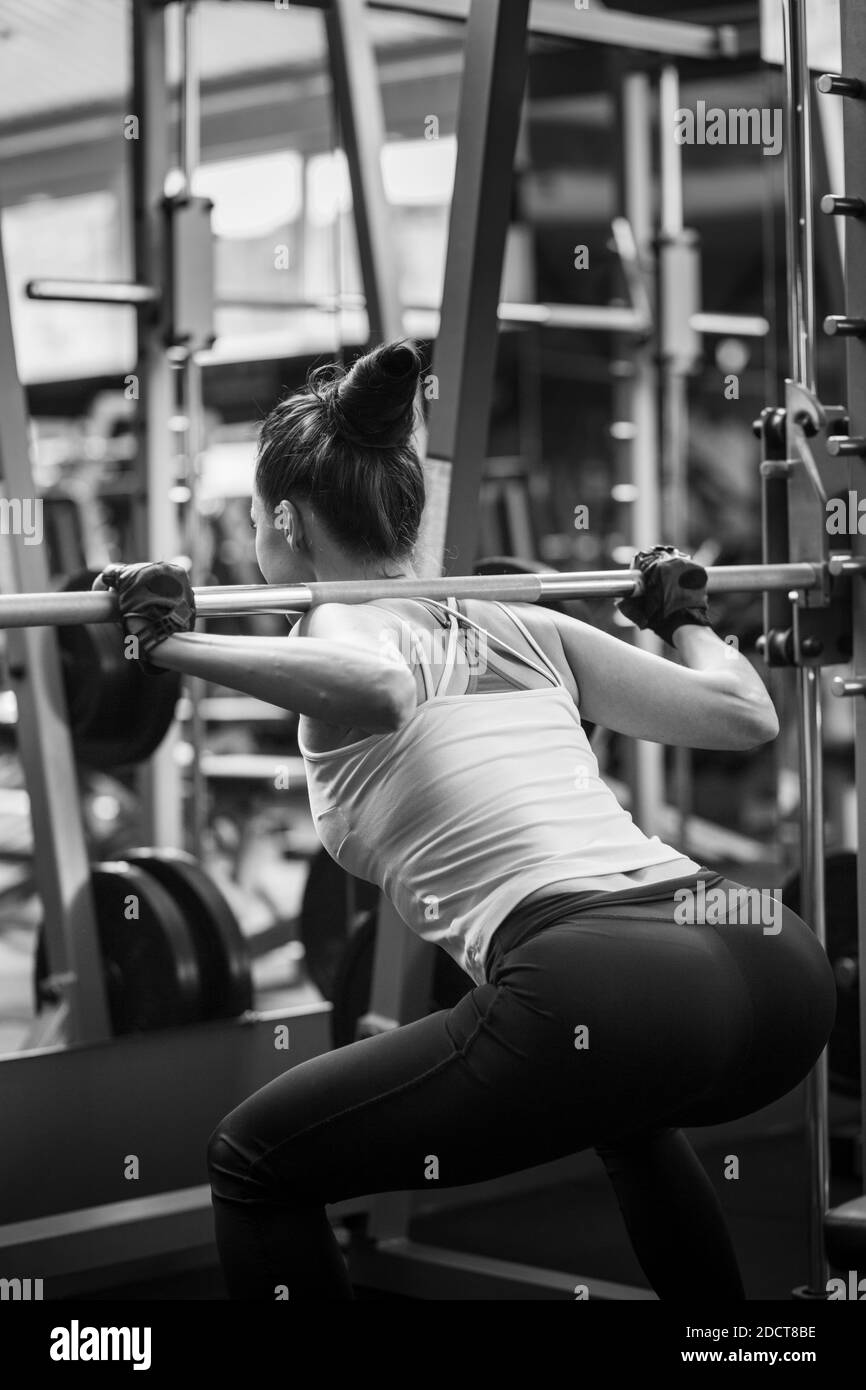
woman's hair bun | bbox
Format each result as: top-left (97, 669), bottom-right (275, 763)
top-left (313, 339), bottom-right (422, 451)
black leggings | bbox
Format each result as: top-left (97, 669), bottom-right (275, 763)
top-left (207, 878), bottom-right (836, 1300)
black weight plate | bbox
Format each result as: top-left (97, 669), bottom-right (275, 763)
top-left (330, 912), bottom-right (472, 1050)
top-left (34, 862), bottom-right (202, 1033)
top-left (92, 862), bottom-right (203, 1032)
top-left (782, 850), bottom-right (859, 1095)
top-left (58, 569), bottom-right (182, 769)
top-left (125, 848), bottom-right (253, 1020)
top-left (58, 570), bottom-right (137, 760)
top-left (300, 847), bottom-right (379, 1001)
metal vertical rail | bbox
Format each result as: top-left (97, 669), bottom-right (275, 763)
top-left (427, 0), bottom-right (532, 573)
top-left (658, 65), bottom-right (688, 547)
top-left (832, 0), bottom-right (866, 1197)
top-left (132, 0), bottom-right (184, 848)
top-left (324, 0), bottom-right (433, 581)
top-left (0, 240), bottom-right (111, 1044)
top-left (658, 63), bottom-right (692, 854)
top-left (183, 356), bottom-right (208, 860)
top-left (619, 69), bottom-right (665, 839)
top-left (782, 0), bottom-right (817, 395)
top-left (781, 0), bottom-right (828, 1294)
top-left (798, 663), bottom-right (829, 1292)
top-left (180, 0), bottom-right (199, 189)
top-left (325, 0), bottom-right (404, 345)
top-left (178, 0), bottom-right (207, 860)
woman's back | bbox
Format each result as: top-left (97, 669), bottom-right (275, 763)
top-left (295, 596), bottom-right (575, 753)
top-left (291, 596), bottom-right (699, 982)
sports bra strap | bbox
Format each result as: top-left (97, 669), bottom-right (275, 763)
top-left (409, 625), bottom-right (438, 701)
top-left (436, 599), bottom-right (462, 697)
top-left (411, 597), bottom-right (565, 694)
top-left (370, 601), bottom-right (438, 700)
top-left (490, 601), bottom-right (566, 689)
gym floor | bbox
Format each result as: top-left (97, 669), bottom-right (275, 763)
top-left (70, 1120), bottom-right (860, 1301)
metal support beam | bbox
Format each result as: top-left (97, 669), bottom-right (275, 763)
top-left (617, 68), bottom-right (665, 841)
top-left (830, 0), bottom-right (866, 1199)
top-left (323, 0), bottom-right (436, 598)
top-left (360, 0), bottom-right (741, 59)
top-left (427, 0), bottom-right (531, 574)
top-left (0, 1006), bottom-right (331, 1226)
top-left (325, 0), bottom-right (404, 345)
top-left (783, 0), bottom-right (817, 395)
top-left (25, 279), bottom-right (158, 306)
top-left (657, 63), bottom-right (695, 855)
top-left (176, 1), bottom-right (208, 862)
top-left (781, 0), bottom-right (828, 1295)
top-left (132, 0), bottom-right (185, 849)
top-left (0, 242), bottom-right (111, 1045)
top-left (235, 0), bottom-right (746, 56)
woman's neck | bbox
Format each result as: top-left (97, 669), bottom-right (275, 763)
top-left (312, 557), bottom-right (418, 584)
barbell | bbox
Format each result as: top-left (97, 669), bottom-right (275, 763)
top-left (0, 561), bottom-right (832, 629)
top-left (2, 558), bottom-right (848, 771)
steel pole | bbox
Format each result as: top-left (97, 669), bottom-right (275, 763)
top-left (782, 0), bottom-right (817, 392)
top-left (620, 69), bottom-right (665, 840)
top-left (781, 0), bottom-right (829, 1295)
top-left (132, 0), bottom-right (184, 850)
top-left (659, 63), bottom-right (693, 855)
top-left (178, 0), bottom-right (206, 861)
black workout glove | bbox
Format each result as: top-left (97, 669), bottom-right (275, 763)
top-left (96, 561), bottom-right (196, 672)
top-left (617, 545), bottom-right (711, 647)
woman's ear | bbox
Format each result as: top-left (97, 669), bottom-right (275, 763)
top-left (275, 500), bottom-right (305, 550)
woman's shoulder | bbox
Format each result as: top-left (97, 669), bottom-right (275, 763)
top-left (289, 601), bottom-right (407, 643)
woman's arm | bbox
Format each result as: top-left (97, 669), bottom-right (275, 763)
top-left (544, 608), bottom-right (779, 750)
top-left (149, 603), bottom-right (417, 734)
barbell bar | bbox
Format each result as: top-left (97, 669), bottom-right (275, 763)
top-left (0, 560), bottom-right (832, 630)
top-left (0, 562), bottom-right (829, 629)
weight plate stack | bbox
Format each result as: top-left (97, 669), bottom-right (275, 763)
top-left (35, 861), bottom-right (203, 1034)
top-left (125, 848), bottom-right (253, 1021)
top-left (58, 568), bottom-right (182, 769)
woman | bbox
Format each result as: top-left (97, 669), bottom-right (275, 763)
top-left (99, 340), bottom-right (836, 1301)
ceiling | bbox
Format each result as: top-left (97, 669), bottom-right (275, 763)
top-left (0, 0), bottom-right (456, 131)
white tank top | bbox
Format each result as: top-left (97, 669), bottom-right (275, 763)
top-left (294, 599), bottom-right (699, 985)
